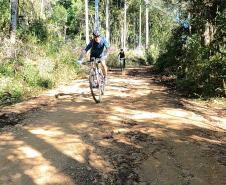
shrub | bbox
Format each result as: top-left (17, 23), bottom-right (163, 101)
top-left (21, 64), bottom-right (41, 87)
top-left (29, 19), bottom-right (48, 42)
top-left (0, 62), bottom-right (15, 76)
top-left (38, 77), bottom-right (54, 89)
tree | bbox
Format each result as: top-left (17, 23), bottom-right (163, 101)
top-left (106, 0), bottom-right (110, 43)
top-left (40, 0), bottom-right (44, 18)
top-left (145, 0), bottom-right (149, 49)
top-left (139, 1), bottom-right (142, 48)
top-left (123, 1), bottom-right (128, 50)
top-left (85, 0), bottom-right (89, 44)
top-left (0, 1), bottom-right (10, 33)
top-left (94, 0), bottom-right (99, 31)
top-left (10, 0), bottom-right (18, 43)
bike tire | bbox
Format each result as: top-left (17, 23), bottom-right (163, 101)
top-left (89, 69), bottom-right (102, 103)
top-left (120, 60), bottom-right (123, 72)
top-left (123, 59), bottom-right (126, 70)
top-left (99, 69), bottom-right (105, 95)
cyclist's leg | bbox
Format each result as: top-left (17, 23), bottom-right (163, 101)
top-left (100, 60), bottom-right (108, 78)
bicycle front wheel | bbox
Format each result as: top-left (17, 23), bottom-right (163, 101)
top-left (99, 69), bottom-right (105, 95)
top-left (89, 69), bottom-right (102, 103)
top-left (120, 60), bottom-right (123, 72)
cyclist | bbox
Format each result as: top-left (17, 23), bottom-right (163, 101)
top-left (118, 48), bottom-right (126, 69)
top-left (78, 30), bottom-right (110, 82)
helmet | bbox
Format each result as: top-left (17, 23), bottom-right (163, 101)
top-left (93, 30), bottom-right (101, 37)
top-left (120, 48), bottom-right (123, 51)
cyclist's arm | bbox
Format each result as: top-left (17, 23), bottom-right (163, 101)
top-left (79, 41), bottom-right (93, 60)
top-left (102, 39), bottom-right (110, 58)
top-left (85, 40), bottom-right (93, 52)
top-left (79, 50), bottom-right (86, 60)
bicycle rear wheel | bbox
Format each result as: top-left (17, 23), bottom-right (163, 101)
top-left (123, 59), bottom-right (126, 70)
top-left (120, 59), bottom-right (123, 72)
top-left (89, 69), bottom-right (102, 103)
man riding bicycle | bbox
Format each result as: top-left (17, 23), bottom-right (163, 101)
top-left (78, 31), bottom-right (110, 82)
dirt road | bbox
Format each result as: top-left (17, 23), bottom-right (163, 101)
top-left (0, 68), bottom-right (225, 185)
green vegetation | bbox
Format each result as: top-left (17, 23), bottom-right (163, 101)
top-left (151, 0), bottom-right (226, 98)
top-left (0, 1), bottom-right (87, 105)
top-left (0, 40), bottom-right (82, 105)
top-left (0, 0), bottom-right (225, 105)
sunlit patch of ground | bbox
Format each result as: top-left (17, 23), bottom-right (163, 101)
top-left (0, 68), bottom-right (225, 185)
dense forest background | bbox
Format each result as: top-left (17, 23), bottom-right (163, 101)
top-left (0, 0), bottom-right (225, 105)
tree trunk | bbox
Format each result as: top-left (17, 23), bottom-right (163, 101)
top-left (188, 12), bottom-right (191, 34)
top-left (145, 0), bottom-right (149, 49)
top-left (40, 0), bottom-right (44, 18)
top-left (134, 16), bottom-right (136, 49)
top-left (106, 0), bottom-right (110, 43)
top-left (94, 0), bottom-right (99, 31)
top-left (223, 79), bottom-right (226, 96)
top-left (204, 21), bottom-right (214, 46)
top-left (10, 0), bottom-right (19, 44)
top-left (139, 2), bottom-right (142, 48)
top-left (123, 1), bottom-right (127, 50)
top-left (85, 0), bottom-right (89, 44)
top-left (121, 25), bottom-right (124, 49)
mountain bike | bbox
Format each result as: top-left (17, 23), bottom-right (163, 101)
top-left (119, 58), bottom-right (125, 72)
top-left (89, 57), bottom-right (105, 103)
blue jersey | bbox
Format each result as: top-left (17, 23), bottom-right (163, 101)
top-left (85, 37), bottom-right (109, 58)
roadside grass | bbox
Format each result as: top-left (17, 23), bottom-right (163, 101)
top-left (0, 38), bottom-right (84, 106)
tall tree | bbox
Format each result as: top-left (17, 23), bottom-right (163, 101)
top-left (145, 0), bottom-right (149, 49)
top-left (40, 0), bottom-right (44, 18)
top-left (94, 0), bottom-right (99, 31)
top-left (123, 1), bottom-right (128, 50)
top-left (139, 1), bottom-right (142, 48)
top-left (10, 0), bottom-right (18, 44)
top-left (106, 0), bottom-right (110, 43)
top-left (121, 25), bottom-right (124, 49)
top-left (85, 0), bottom-right (89, 44)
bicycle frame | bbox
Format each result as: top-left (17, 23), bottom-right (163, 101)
top-left (119, 58), bottom-right (125, 71)
top-left (89, 57), bottom-right (105, 103)
top-left (90, 57), bottom-right (101, 70)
